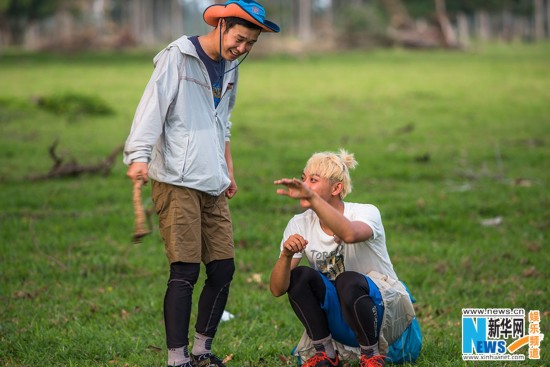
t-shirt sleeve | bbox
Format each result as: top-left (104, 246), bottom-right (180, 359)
top-left (351, 204), bottom-right (384, 241)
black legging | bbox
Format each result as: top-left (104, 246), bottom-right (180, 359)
top-left (287, 266), bottom-right (378, 346)
top-left (287, 266), bottom-right (330, 340)
top-left (335, 271), bottom-right (379, 346)
top-left (164, 259), bottom-right (235, 348)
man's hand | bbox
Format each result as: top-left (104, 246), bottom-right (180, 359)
top-left (127, 162), bottom-right (149, 183)
top-left (281, 234), bottom-right (308, 257)
top-left (274, 178), bottom-right (313, 200)
top-left (225, 178), bottom-right (238, 199)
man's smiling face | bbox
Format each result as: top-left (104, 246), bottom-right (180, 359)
top-left (221, 24), bottom-right (260, 61)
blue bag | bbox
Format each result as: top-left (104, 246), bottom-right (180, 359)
top-left (386, 316), bottom-right (422, 363)
top-left (386, 282), bottom-right (422, 364)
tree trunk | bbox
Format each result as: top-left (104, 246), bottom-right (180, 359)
top-left (298, 0), bottom-right (312, 42)
top-left (378, 0), bottom-right (414, 29)
top-left (475, 10), bottom-right (490, 41)
top-left (434, 0), bottom-right (458, 47)
top-left (171, 0), bottom-right (184, 39)
top-left (456, 13), bottom-right (470, 47)
top-left (534, 0), bottom-right (544, 40)
top-left (7, 18), bottom-right (26, 45)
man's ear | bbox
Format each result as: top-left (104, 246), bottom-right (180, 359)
top-left (332, 182), bottom-right (344, 197)
top-left (219, 18), bottom-right (227, 32)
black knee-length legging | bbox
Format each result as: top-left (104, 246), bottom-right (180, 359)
top-left (287, 266), bottom-right (378, 346)
top-left (164, 259), bottom-right (235, 348)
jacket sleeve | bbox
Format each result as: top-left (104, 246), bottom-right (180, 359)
top-left (123, 47), bottom-right (182, 165)
top-left (225, 67), bottom-right (239, 142)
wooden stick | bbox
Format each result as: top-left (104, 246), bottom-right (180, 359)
top-left (132, 177), bottom-right (151, 243)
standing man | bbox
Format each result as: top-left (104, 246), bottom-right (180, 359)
top-left (124, 2), bottom-right (279, 366)
top-left (270, 149), bottom-right (421, 367)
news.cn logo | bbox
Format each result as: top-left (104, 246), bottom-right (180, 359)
top-left (462, 308), bottom-right (544, 361)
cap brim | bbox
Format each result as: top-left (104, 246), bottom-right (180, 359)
top-left (203, 3), bottom-right (280, 33)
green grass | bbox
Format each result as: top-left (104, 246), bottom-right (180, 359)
top-left (0, 43), bottom-right (549, 366)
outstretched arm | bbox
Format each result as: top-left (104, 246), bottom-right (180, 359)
top-left (274, 178), bottom-right (373, 244)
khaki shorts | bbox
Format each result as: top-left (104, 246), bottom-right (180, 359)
top-left (151, 180), bottom-right (234, 264)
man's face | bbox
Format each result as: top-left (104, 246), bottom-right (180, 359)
top-left (300, 171), bottom-right (335, 208)
top-left (221, 24), bottom-right (260, 61)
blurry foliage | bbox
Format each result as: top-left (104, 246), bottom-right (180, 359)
top-left (35, 93), bottom-right (115, 122)
top-left (0, 0), bottom-right (78, 45)
top-left (402, 0), bottom-right (534, 17)
top-left (0, 0), bottom-right (58, 18)
top-left (0, 96), bottom-right (31, 110)
top-left (335, 2), bottom-right (389, 47)
top-left (0, 0), bottom-right (541, 51)
top-left (0, 97), bottom-right (32, 124)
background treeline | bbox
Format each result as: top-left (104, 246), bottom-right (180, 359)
top-left (1, 0), bottom-right (549, 53)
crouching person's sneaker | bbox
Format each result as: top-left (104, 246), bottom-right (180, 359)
top-left (360, 354), bottom-right (386, 367)
top-left (302, 351), bottom-right (340, 367)
top-left (191, 352), bottom-right (226, 367)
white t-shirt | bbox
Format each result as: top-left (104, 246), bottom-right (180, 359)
top-left (280, 202), bottom-right (398, 281)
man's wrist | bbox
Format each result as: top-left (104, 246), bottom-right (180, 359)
top-left (280, 252), bottom-right (294, 259)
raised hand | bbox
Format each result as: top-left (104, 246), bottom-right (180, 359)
top-left (274, 178), bottom-right (313, 200)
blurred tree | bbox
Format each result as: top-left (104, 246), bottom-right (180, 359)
top-left (332, 0), bottom-right (389, 47)
top-left (404, 0), bottom-right (533, 17)
top-left (0, 0), bottom-right (64, 45)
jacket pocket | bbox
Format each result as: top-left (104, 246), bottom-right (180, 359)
top-left (160, 133), bottom-right (189, 180)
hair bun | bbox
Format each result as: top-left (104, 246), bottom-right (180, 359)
top-left (338, 148), bottom-right (358, 170)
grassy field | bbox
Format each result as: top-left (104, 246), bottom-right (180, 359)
top-left (0, 42), bottom-right (549, 366)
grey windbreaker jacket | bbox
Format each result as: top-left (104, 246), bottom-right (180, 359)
top-left (123, 36), bottom-right (239, 196)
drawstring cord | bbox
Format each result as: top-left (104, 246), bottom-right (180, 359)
top-left (216, 20), bottom-right (249, 86)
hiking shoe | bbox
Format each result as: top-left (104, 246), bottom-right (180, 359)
top-left (302, 351), bottom-right (340, 367)
top-left (191, 352), bottom-right (226, 367)
top-left (360, 354), bottom-right (386, 367)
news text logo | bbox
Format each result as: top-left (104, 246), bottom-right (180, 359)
top-left (462, 308), bottom-right (544, 361)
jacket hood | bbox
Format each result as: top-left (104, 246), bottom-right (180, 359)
top-left (153, 36), bottom-right (198, 66)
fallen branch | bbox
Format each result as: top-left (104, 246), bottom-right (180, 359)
top-left (27, 140), bottom-right (123, 180)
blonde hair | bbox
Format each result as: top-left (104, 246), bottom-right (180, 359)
top-left (304, 148), bottom-right (358, 199)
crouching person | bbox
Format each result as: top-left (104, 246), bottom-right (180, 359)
top-left (269, 149), bottom-right (422, 366)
